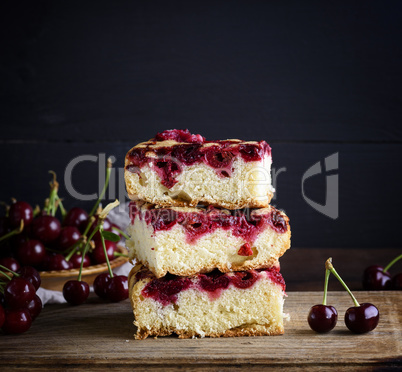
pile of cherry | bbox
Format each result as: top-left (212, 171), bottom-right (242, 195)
top-left (0, 164), bottom-right (129, 335)
top-left (0, 201), bottom-right (122, 273)
top-left (0, 266), bottom-right (42, 334)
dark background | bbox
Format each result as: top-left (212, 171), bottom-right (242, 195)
top-left (1, 0), bottom-right (402, 248)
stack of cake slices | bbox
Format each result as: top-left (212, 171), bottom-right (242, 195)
top-left (124, 129), bottom-right (291, 339)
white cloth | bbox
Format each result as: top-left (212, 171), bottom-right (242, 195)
top-left (38, 203), bottom-right (133, 305)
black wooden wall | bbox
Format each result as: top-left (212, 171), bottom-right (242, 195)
top-left (1, 1), bottom-right (402, 248)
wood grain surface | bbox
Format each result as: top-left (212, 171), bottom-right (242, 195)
top-left (1, 291), bottom-right (401, 371)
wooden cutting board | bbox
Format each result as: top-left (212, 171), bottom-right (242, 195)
top-left (1, 291), bottom-right (401, 371)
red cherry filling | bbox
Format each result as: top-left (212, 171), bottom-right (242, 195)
top-left (126, 130), bottom-right (270, 189)
top-left (142, 274), bottom-right (192, 306)
top-left (238, 144), bottom-right (264, 162)
top-left (154, 129), bottom-right (205, 143)
top-left (141, 268), bottom-right (285, 306)
top-left (183, 214), bottom-right (209, 243)
top-left (268, 210), bottom-right (288, 233)
top-left (131, 203), bottom-right (286, 245)
top-left (153, 158), bottom-right (181, 188)
top-left (263, 267), bottom-right (286, 292)
top-left (172, 144), bottom-right (204, 165)
top-left (205, 147), bottom-right (234, 176)
top-left (238, 243), bottom-right (253, 256)
top-left (198, 270), bottom-right (230, 292)
top-left (231, 270), bottom-right (258, 289)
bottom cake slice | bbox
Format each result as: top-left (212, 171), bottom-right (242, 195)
top-left (129, 265), bottom-right (286, 339)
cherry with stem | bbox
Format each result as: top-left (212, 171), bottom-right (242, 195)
top-left (308, 263), bottom-right (338, 333)
top-left (326, 258), bottom-right (379, 334)
top-left (363, 253), bottom-right (402, 290)
top-left (94, 200), bottom-right (128, 302)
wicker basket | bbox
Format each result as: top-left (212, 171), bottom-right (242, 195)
top-left (39, 245), bottom-right (129, 291)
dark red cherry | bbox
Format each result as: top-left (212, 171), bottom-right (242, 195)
top-left (105, 275), bottom-right (128, 302)
top-left (32, 215), bottom-right (61, 243)
top-left (344, 303), bottom-right (379, 333)
top-left (17, 240), bottom-right (46, 267)
top-left (57, 226), bottom-right (81, 250)
top-left (63, 280), bottom-right (90, 305)
top-left (17, 266), bottom-right (41, 290)
top-left (91, 240), bottom-right (117, 264)
top-left (391, 273), bottom-right (402, 290)
top-left (26, 294), bottom-right (42, 320)
top-left (172, 144), bottom-right (203, 165)
top-left (198, 271), bottom-right (230, 292)
top-left (93, 273), bottom-right (111, 299)
top-left (232, 270), bottom-right (258, 289)
top-left (8, 201), bottom-right (33, 228)
top-left (205, 147), bottom-right (234, 169)
top-left (43, 253), bottom-right (73, 271)
top-left (0, 257), bottom-right (20, 273)
top-left (363, 265), bottom-right (392, 290)
top-left (4, 277), bottom-right (36, 309)
top-left (2, 308), bottom-right (32, 334)
top-left (70, 252), bottom-right (91, 269)
top-left (308, 305), bottom-right (338, 333)
top-left (63, 207), bottom-right (89, 231)
top-left (0, 304), bottom-right (5, 328)
top-left (238, 144), bottom-right (263, 161)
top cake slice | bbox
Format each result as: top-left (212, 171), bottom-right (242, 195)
top-left (124, 129), bottom-right (274, 209)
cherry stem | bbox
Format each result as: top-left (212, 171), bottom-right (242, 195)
top-left (89, 158), bottom-right (112, 217)
top-left (322, 268), bottom-right (330, 306)
top-left (0, 220), bottom-right (24, 243)
top-left (65, 237), bottom-right (87, 261)
top-left (384, 253), bottom-right (402, 273)
top-left (325, 258), bottom-right (360, 307)
top-left (97, 200), bottom-right (120, 278)
top-left (113, 252), bottom-right (128, 258)
top-left (77, 243), bottom-right (89, 282)
top-left (100, 227), bottom-right (114, 278)
top-left (111, 226), bottom-right (130, 240)
top-left (33, 205), bottom-right (41, 217)
top-left (0, 264), bottom-right (19, 279)
top-left (82, 216), bottom-right (96, 238)
top-left (47, 171), bottom-right (59, 217)
top-left (77, 225), bottom-right (100, 281)
top-left (55, 196), bottom-right (67, 218)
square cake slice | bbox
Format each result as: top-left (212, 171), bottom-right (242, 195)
top-left (126, 201), bottom-right (291, 278)
top-left (124, 129), bottom-right (274, 209)
top-left (129, 265), bottom-right (286, 339)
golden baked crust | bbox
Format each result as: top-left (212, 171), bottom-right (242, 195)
top-left (134, 323), bottom-right (284, 340)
